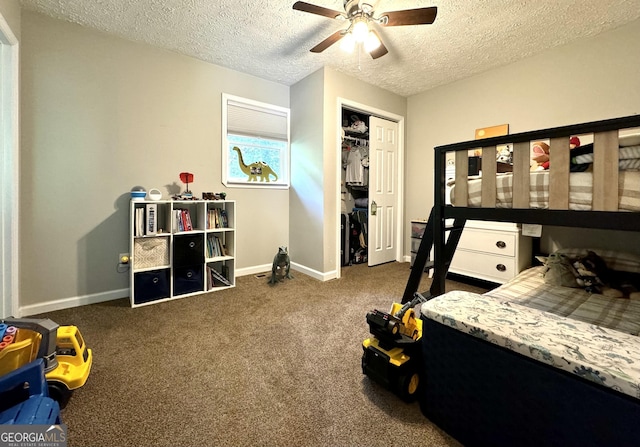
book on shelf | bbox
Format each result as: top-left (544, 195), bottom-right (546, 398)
top-left (207, 235), bottom-right (217, 257)
top-left (173, 209), bottom-right (181, 232)
top-left (207, 208), bottom-right (229, 229)
top-left (135, 207), bottom-right (144, 237)
top-left (220, 209), bottom-right (228, 228)
top-left (206, 235), bottom-right (227, 258)
top-left (207, 265), bottom-right (231, 287)
top-left (145, 203), bottom-right (157, 236)
top-left (173, 208), bottom-right (193, 232)
top-left (221, 264), bottom-right (229, 280)
top-left (183, 209), bottom-right (193, 231)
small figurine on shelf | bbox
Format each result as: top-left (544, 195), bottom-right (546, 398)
top-left (202, 192), bottom-right (227, 200)
top-left (177, 172), bottom-right (195, 200)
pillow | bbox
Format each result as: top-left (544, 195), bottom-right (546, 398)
top-left (619, 134), bottom-right (640, 147)
top-left (536, 253), bottom-right (579, 287)
top-left (555, 248), bottom-right (640, 274)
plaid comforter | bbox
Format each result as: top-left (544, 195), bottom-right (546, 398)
top-left (450, 171), bottom-right (640, 211)
top-left (486, 266), bottom-right (640, 335)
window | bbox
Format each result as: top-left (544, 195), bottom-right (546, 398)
top-left (222, 93), bottom-right (290, 188)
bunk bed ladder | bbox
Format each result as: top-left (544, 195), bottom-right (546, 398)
top-left (401, 208), bottom-right (466, 304)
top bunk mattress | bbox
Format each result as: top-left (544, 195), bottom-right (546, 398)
top-left (449, 170), bottom-right (640, 211)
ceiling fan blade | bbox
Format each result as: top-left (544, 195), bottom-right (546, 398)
top-left (368, 30), bottom-right (389, 60)
top-left (293, 1), bottom-right (344, 19)
top-left (310, 30), bottom-right (345, 53)
top-left (381, 6), bottom-right (438, 26)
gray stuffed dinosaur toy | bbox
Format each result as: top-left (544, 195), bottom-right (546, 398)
top-left (268, 246), bottom-right (293, 284)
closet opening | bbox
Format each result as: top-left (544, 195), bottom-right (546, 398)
top-left (341, 108), bottom-right (370, 267)
top-left (337, 100), bottom-right (405, 278)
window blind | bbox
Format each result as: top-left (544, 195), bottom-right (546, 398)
top-left (227, 100), bottom-right (288, 141)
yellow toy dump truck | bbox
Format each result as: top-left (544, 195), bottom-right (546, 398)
top-left (0, 318), bottom-right (92, 407)
top-left (362, 293), bottom-right (427, 402)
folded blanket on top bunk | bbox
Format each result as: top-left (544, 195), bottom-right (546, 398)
top-left (571, 145), bottom-right (640, 171)
top-left (570, 134), bottom-right (640, 172)
top-left (449, 170), bottom-right (640, 211)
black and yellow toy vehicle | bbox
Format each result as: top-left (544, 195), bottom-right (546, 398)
top-left (0, 318), bottom-right (92, 408)
top-left (362, 293), bottom-right (427, 401)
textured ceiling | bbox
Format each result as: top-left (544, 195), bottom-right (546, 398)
top-left (18, 0), bottom-right (640, 97)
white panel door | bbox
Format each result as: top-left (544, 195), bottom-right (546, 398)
top-left (368, 116), bottom-right (399, 266)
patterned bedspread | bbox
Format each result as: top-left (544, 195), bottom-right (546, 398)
top-left (487, 266), bottom-right (640, 335)
top-left (421, 274), bottom-right (640, 400)
top-left (450, 171), bottom-right (640, 211)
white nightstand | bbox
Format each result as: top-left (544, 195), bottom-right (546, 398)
top-left (449, 221), bottom-right (532, 284)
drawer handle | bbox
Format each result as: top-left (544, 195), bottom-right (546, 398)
top-left (187, 271), bottom-right (193, 278)
top-left (189, 241), bottom-right (196, 248)
top-left (496, 241), bottom-right (506, 249)
top-left (153, 277), bottom-right (159, 284)
top-left (496, 264), bottom-right (507, 272)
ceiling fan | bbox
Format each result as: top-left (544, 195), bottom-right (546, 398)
top-left (293, 0), bottom-right (438, 59)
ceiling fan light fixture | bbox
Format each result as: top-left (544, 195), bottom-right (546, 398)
top-left (294, 1), bottom-right (437, 59)
top-left (364, 30), bottom-right (381, 52)
top-left (352, 19), bottom-right (369, 43)
top-left (340, 32), bottom-right (356, 53)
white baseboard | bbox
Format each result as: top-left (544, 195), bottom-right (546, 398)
top-left (291, 262), bottom-right (337, 281)
top-left (235, 264), bottom-right (272, 278)
top-left (18, 262), bottom-right (341, 316)
top-left (18, 288), bottom-right (129, 317)
top-left (237, 263), bottom-right (337, 282)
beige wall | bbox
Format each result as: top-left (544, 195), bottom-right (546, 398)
top-left (290, 69), bottom-right (325, 273)
top-left (20, 11), bottom-right (289, 311)
top-left (406, 18), bottom-right (640, 257)
top-left (0, 0), bottom-right (20, 38)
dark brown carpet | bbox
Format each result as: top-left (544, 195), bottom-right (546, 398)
top-left (38, 262), bottom-right (489, 447)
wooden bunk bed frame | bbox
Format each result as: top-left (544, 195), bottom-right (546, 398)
top-left (409, 114), bottom-right (640, 447)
